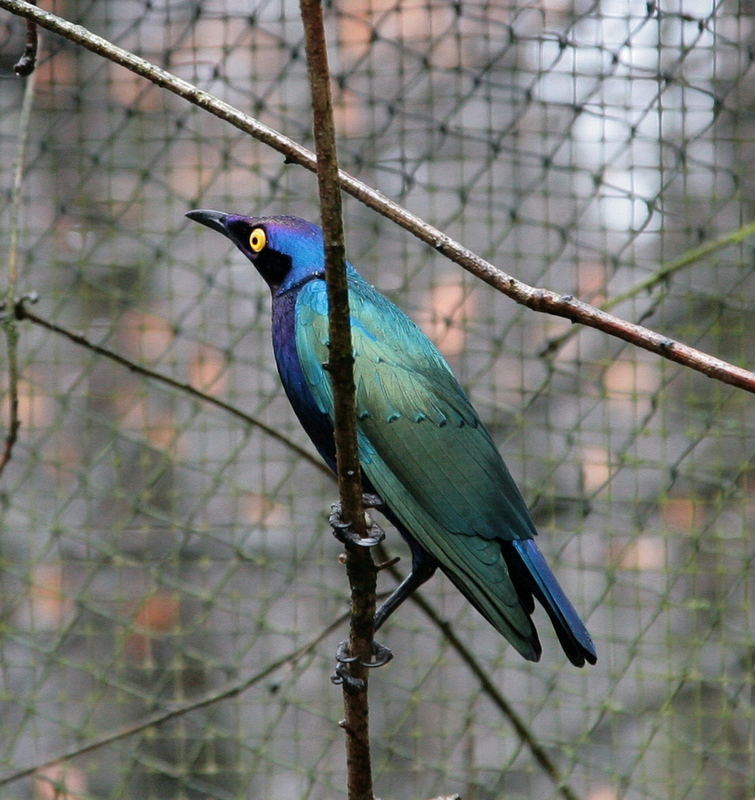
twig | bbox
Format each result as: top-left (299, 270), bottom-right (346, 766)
top-left (299, 2), bottom-right (377, 799)
top-left (0, 0), bottom-right (751, 393)
top-left (540, 220), bottom-right (755, 357)
top-left (13, 302), bottom-right (330, 477)
top-left (12, 0), bottom-right (37, 76)
top-left (0, 64), bottom-right (36, 478)
top-left (0, 611), bottom-right (347, 787)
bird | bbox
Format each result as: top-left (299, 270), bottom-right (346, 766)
top-left (186, 210), bottom-right (597, 667)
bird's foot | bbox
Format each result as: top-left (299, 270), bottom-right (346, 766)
top-left (329, 498), bottom-right (386, 548)
top-left (360, 492), bottom-right (385, 511)
top-left (330, 639), bottom-right (393, 689)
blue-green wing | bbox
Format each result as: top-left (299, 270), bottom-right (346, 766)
top-left (295, 273), bottom-right (541, 655)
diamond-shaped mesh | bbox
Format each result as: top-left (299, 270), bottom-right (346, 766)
top-left (0, 1), bottom-right (752, 798)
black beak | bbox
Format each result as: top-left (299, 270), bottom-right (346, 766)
top-left (185, 209), bottom-right (232, 236)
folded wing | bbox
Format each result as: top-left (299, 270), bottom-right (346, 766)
top-left (295, 274), bottom-right (595, 665)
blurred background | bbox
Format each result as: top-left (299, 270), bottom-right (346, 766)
top-left (0, 0), bottom-right (752, 798)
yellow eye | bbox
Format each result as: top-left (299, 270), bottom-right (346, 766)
top-left (249, 227), bottom-right (266, 253)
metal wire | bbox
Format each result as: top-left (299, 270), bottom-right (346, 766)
top-left (0, 1), bottom-right (752, 798)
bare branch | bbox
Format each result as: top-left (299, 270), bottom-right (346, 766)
top-left (11, 0), bottom-right (37, 75)
top-left (0, 66), bottom-right (36, 478)
top-left (299, 1), bottom-right (377, 798)
top-left (0, 0), bottom-right (751, 392)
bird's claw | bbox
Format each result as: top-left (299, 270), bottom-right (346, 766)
top-left (331, 661), bottom-right (365, 690)
top-left (330, 639), bottom-right (394, 688)
top-left (334, 640), bottom-right (359, 664)
top-left (334, 639), bottom-right (393, 669)
top-left (361, 493), bottom-right (384, 510)
top-left (329, 501), bottom-right (386, 548)
top-left (331, 640), bottom-right (364, 689)
top-left (362, 640), bottom-right (393, 668)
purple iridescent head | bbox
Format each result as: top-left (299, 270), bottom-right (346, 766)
top-left (186, 210), bottom-right (328, 294)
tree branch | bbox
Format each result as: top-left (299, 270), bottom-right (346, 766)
top-left (299, 2), bottom-right (377, 799)
top-left (0, 64), bottom-right (36, 479)
top-left (0, 0), bottom-right (751, 392)
top-left (11, 0), bottom-right (36, 75)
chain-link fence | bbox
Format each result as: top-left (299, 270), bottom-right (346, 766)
top-left (1, 1), bottom-right (753, 798)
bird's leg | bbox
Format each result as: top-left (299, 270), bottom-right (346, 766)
top-left (374, 554), bottom-right (437, 631)
top-left (329, 492), bottom-right (386, 548)
top-left (329, 492), bottom-right (394, 684)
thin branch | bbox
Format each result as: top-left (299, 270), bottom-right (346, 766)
top-left (0, 611), bottom-right (348, 788)
top-left (299, 2), bottom-right (377, 799)
top-left (540, 220), bottom-right (755, 357)
top-left (14, 301), bottom-right (330, 477)
top-left (11, 0), bottom-right (37, 75)
top-left (0, 65), bottom-right (36, 478)
top-left (0, 0), bottom-right (752, 392)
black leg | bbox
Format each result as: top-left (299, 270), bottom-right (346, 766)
top-left (374, 556), bottom-right (437, 630)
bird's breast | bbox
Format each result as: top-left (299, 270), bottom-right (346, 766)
top-left (271, 290), bottom-right (337, 472)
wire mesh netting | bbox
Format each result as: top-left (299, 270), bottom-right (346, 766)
top-left (1, 0), bottom-right (753, 798)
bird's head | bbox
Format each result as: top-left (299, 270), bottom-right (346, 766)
top-left (186, 210), bottom-right (326, 295)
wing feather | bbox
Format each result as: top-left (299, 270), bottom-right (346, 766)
top-left (295, 275), bottom-right (542, 656)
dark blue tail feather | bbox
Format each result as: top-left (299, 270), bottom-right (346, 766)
top-left (509, 539), bottom-right (597, 667)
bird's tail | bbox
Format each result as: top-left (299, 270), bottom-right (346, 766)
top-left (508, 538), bottom-right (597, 667)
